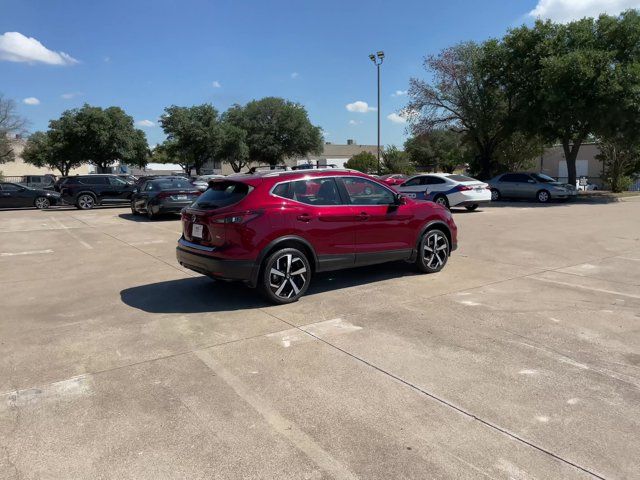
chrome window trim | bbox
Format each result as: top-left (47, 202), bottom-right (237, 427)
top-left (269, 175), bottom-right (398, 207)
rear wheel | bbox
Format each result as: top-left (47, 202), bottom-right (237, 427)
top-left (260, 248), bottom-right (311, 304)
top-left (537, 189), bottom-right (550, 203)
top-left (146, 204), bottom-right (156, 220)
top-left (465, 204), bottom-right (479, 211)
top-left (76, 194), bottom-right (96, 210)
top-left (433, 195), bottom-right (450, 209)
top-left (416, 229), bottom-right (450, 273)
top-left (130, 200), bottom-right (139, 215)
top-left (34, 197), bottom-right (50, 209)
top-left (490, 189), bottom-right (501, 201)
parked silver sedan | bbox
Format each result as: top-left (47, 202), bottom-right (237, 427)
top-left (488, 173), bottom-right (577, 203)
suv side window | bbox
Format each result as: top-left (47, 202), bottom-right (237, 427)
top-left (272, 182), bottom-right (292, 199)
top-left (81, 176), bottom-right (108, 185)
top-left (288, 178), bottom-right (342, 206)
top-left (341, 177), bottom-right (395, 205)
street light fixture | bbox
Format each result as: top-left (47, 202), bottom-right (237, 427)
top-left (369, 50), bottom-right (384, 175)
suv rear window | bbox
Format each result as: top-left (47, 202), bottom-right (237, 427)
top-left (191, 181), bottom-right (252, 209)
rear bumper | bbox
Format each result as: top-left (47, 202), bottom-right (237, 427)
top-left (176, 239), bottom-right (255, 283)
top-left (453, 199), bottom-right (491, 207)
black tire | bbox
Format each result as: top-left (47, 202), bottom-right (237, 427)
top-left (34, 197), bottom-right (51, 209)
top-left (259, 247), bottom-right (311, 304)
top-left (465, 204), bottom-right (479, 211)
top-left (76, 193), bottom-right (96, 210)
top-left (433, 195), bottom-right (450, 209)
top-left (146, 204), bottom-right (156, 220)
top-left (490, 189), bottom-right (501, 201)
top-left (536, 189), bottom-right (551, 203)
top-left (130, 200), bottom-right (139, 215)
top-left (416, 229), bottom-right (450, 273)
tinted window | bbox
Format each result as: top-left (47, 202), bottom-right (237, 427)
top-left (153, 179), bottom-right (193, 190)
top-left (286, 178), bottom-right (342, 205)
top-left (342, 177), bottom-right (395, 205)
top-left (447, 175), bottom-right (477, 182)
top-left (192, 181), bottom-right (252, 209)
top-left (81, 176), bottom-right (109, 185)
top-left (1, 183), bottom-right (21, 191)
top-left (499, 174), bottom-right (526, 183)
top-left (530, 173), bottom-right (556, 183)
top-left (64, 177), bottom-right (80, 185)
top-left (272, 182), bottom-right (292, 199)
top-left (403, 176), bottom-right (424, 187)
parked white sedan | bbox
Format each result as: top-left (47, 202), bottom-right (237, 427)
top-left (396, 173), bottom-right (492, 210)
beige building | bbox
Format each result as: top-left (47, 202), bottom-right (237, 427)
top-left (536, 143), bottom-right (604, 187)
top-left (1, 137), bottom-right (90, 179)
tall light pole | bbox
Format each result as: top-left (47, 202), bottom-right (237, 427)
top-left (369, 51), bottom-right (384, 175)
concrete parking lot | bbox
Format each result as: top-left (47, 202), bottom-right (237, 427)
top-left (1, 199), bottom-right (639, 479)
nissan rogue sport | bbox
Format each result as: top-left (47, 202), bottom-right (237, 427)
top-left (176, 169), bottom-right (458, 304)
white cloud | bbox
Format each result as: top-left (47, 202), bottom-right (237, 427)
top-left (291, 72), bottom-right (299, 79)
top-left (212, 80), bottom-right (221, 88)
top-left (0, 32), bottom-right (78, 65)
top-left (529, 0), bottom-right (640, 22)
top-left (346, 100), bottom-right (376, 113)
top-left (136, 119), bottom-right (155, 128)
top-left (391, 90), bottom-right (407, 97)
top-left (23, 97), bottom-right (40, 105)
top-left (61, 92), bottom-right (82, 99)
top-left (348, 119), bottom-right (362, 126)
top-left (387, 112), bottom-right (406, 124)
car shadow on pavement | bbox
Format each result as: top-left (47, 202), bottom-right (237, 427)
top-left (120, 262), bottom-right (419, 313)
top-left (118, 213), bottom-right (181, 222)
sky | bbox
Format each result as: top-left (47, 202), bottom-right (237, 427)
top-left (2, 0), bottom-right (640, 149)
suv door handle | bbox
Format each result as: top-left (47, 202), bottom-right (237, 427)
top-left (357, 212), bottom-right (369, 221)
top-left (296, 213), bottom-right (312, 222)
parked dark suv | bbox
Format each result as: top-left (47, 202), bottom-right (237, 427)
top-left (59, 174), bottom-right (135, 209)
top-left (176, 169), bottom-right (458, 304)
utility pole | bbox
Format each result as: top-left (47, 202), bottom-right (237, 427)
top-left (369, 51), bottom-right (385, 175)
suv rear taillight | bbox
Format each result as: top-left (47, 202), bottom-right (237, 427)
top-left (211, 211), bottom-right (262, 224)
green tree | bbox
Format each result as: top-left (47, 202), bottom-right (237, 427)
top-left (0, 94), bottom-right (27, 164)
top-left (597, 137), bottom-right (640, 192)
top-left (382, 145), bottom-right (415, 175)
top-left (405, 130), bottom-right (469, 173)
top-left (407, 41), bottom-right (516, 179)
top-left (21, 131), bottom-right (84, 176)
top-left (70, 104), bottom-right (149, 171)
top-left (501, 10), bottom-right (640, 185)
top-left (159, 104), bottom-right (221, 175)
top-left (216, 121), bottom-right (249, 173)
top-left (152, 140), bottom-right (191, 173)
top-left (224, 97), bottom-right (322, 166)
top-left (491, 132), bottom-right (545, 174)
top-left (345, 151), bottom-right (377, 173)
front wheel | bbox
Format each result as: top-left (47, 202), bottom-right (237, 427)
top-left (34, 197), bottom-right (51, 209)
top-left (465, 204), bottom-right (479, 211)
top-left (130, 200), bottom-right (139, 215)
top-left (260, 248), bottom-right (311, 304)
top-left (537, 189), bottom-right (550, 203)
top-left (416, 229), bottom-right (450, 273)
top-left (490, 189), bottom-right (501, 201)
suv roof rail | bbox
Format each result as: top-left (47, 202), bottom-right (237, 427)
top-left (262, 167), bottom-right (358, 177)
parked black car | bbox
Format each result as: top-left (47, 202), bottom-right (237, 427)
top-left (0, 182), bottom-right (62, 209)
top-left (59, 174), bottom-right (135, 209)
top-left (131, 177), bottom-right (200, 219)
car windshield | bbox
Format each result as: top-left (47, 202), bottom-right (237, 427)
top-left (530, 173), bottom-right (557, 183)
top-left (191, 181), bottom-right (252, 209)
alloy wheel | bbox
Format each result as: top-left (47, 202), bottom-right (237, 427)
top-left (78, 195), bottom-right (95, 209)
top-left (538, 190), bottom-right (550, 203)
top-left (35, 197), bottom-right (50, 209)
top-left (423, 231), bottom-right (448, 269)
top-left (269, 253), bottom-right (308, 300)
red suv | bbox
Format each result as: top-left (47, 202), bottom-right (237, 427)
top-left (176, 170), bottom-right (457, 304)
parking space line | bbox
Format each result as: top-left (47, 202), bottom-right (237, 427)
top-left (529, 276), bottom-right (640, 299)
top-left (49, 216), bottom-right (93, 249)
top-left (0, 249), bottom-right (53, 257)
